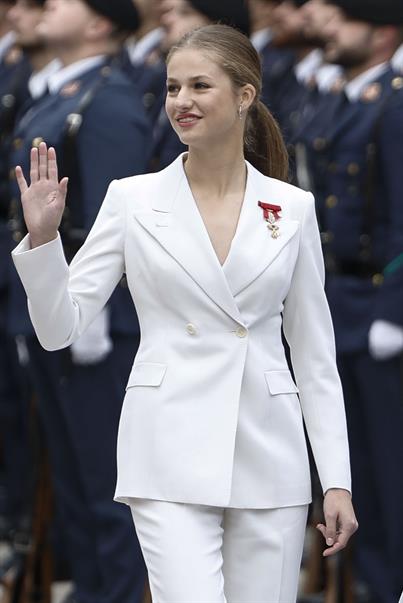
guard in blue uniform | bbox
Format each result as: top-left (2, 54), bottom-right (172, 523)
top-left (150, 0), bottom-right (250, 171)
top-left (7, 0), bottom-right (151, 601)
top-left (294, 1), bottom-right (403, 600)
top-left (0, 0), bottom-right (33, 536)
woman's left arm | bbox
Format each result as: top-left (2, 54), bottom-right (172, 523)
top-left (282, 194), bottom-right (358, 555)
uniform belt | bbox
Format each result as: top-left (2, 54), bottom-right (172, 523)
top-left (325, 256), bottom-right (383, 279)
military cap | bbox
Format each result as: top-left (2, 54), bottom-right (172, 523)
top-left (188, 0), bottom-right (250, 36)
top-left (331, 0), bottom-right (403, 25)
top-left (83, 0), bottom-right (140, 32)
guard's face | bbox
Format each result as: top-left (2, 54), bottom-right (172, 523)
top-left (37, 0), bottom-right (96, 45)
top-left (7, 0), bottom-right (44, 48)
top-left (300, 0), bottom-right (343, 46)
top-left (160, 0), bottom-right (210, 50)
top-left (165, 49), bottom-right (243, 151)
top-left (271, 1), bottom-right (307, 47)
top-left (248, 0), bottom-right (279, 30)
top-left (324, 17), bottom-right (374, 67)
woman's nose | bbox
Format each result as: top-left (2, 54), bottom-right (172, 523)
top-left (175, 88), bottom-right (193, 110)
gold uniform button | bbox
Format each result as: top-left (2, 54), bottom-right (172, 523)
top-left (235, 326), bottom-right (247, 338)
top-left (347, 162), bottom-right (360, 175)
top-left (326, 195), bottom-right (338, 209)
top-left (9, 168), bottom-right (16, 180)
top-left (32, 137), bottom-right (44, 148)
top-left (372, 273), bottom-right (384, 287)
top-left (186, 323), bottom-right (197, 335)
top-left (392, 76), bottom-right (403, 90)
top-left (13, 137), bottom-right (23, 150)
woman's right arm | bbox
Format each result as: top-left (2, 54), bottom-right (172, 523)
top-left (12, 142), bottom-right (126, 351)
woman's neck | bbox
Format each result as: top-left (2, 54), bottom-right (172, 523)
top-left (184, 144), bottom-right (247, 201)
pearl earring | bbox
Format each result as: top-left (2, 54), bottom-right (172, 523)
top-left (238, 105), bottom-right (243, 120)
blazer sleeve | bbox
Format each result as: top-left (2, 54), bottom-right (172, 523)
top-left (11, 180), bottom-right (126, 351)
top-left (282, 194), bottom-right (352, 495)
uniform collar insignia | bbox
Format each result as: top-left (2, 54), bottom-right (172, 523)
top-left (360, 82), bottom-right (382, 103)
top-left (60, 80), bottom-right (81, 98)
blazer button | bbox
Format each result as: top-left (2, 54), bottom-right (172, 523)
top-left (186, 323), bottom-right (197, 335)
top-left (235, 326), bottom-right (247, 338)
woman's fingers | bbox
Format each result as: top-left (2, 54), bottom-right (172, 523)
top-left (15, 166), bottom-right (28, 195)
top-left (38, 141), bottom-right (48, 179)
top-left (58, 177), bottom-right (69, 198)
top-left (30, 147), bottom-right (39, 184)
top-left (317, 513), bottom-right (358, 557)
top-left (48, 146), bottom-right (59, 183)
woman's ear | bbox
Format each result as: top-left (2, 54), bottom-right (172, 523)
top-left (240, 84), bottom-right (257, 111)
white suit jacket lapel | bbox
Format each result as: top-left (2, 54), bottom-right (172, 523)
top-left (223, 162), bottom-right (299, 296)
top-left (134, 155), bottom-right (244, 325)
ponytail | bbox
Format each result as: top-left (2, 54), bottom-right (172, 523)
top-left (244, 101), bottom-right (289, 182)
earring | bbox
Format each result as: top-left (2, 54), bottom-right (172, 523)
top-left (238, 105), bottom-right (243, 120)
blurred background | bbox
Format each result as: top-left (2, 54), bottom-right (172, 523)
top-left (0, 0), bottom-right (402, 602)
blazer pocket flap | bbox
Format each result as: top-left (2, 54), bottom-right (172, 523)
top-left (264, 370), bottom-right (299, 395)
top-left (126, 362), bottom-right (167, 388)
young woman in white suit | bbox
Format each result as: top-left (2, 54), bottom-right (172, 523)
top-left (12, 24), bottom-right (357, 603)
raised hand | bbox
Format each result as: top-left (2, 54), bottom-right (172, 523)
top-left (15, 141), bottom-right (68, 248)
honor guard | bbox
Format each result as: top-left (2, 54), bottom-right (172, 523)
top-left (0, 0), bottom-right (34, 538)
top-left (7, 0), bottom-right (151, 601)
top-left (294, 1), bottom-right (403, 600)
top-left (119, 0), bottom-right (167, 121)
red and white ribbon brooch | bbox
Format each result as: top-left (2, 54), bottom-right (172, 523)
top-left (258, 201), bottom-right (282, 239)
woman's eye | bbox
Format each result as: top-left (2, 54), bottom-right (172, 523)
top-left (194, 82), bottom-right (209, 89)
top-left (167, 84), bottom-right (179, 93)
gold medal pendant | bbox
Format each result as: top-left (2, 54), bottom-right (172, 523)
top-left (267, 222), bottom-right (280, 238)
top-left (266, 212), bottom-right (280, 238)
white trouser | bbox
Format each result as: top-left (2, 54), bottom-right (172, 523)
top-left (129, 499), bottom-right (308, 603)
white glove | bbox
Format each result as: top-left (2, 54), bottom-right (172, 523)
top-left (368, 319), bottom-right (403, 360)
top-left (70, 307), bottom-right (113, 365)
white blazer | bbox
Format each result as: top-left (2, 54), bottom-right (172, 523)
top-left (12, 154), bottom-right (351, 508)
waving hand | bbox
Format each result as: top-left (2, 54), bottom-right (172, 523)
top-left (15, 141), bottom-right (68, 249)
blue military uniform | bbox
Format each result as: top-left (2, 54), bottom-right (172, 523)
top-left (294, 63), bottom-right (403, 603)
top-left (0, 40), bottom-right (32, 533)
top-left (8, 56), bottom-right (150, 603)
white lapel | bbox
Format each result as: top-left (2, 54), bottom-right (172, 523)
top-left (133, 155), bottom-right (245, 325)
top-left (222, 162), bottom-right (299, 296)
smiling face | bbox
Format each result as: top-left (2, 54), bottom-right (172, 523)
top-left (165, 48), bottom-right (251, 152)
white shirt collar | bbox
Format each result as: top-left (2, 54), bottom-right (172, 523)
top-left (251, 28), bottom-right (272, 53)
top-left (294, 49), bottom-right (323, 84)
top-left (48, 55), bottom-right (105, 95)
top-left (28, 59), bottom-right (62, 99)
top-left (392, 43), bottom-right (403, 73)
top-left (316, 63), bottom-right (344, 93)
top-left (126, 27), bottom-right (163, 65)
top-left (0, 31), bottom-right (16, 62)
top-left (345, 62), bottom-right (389, 102)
